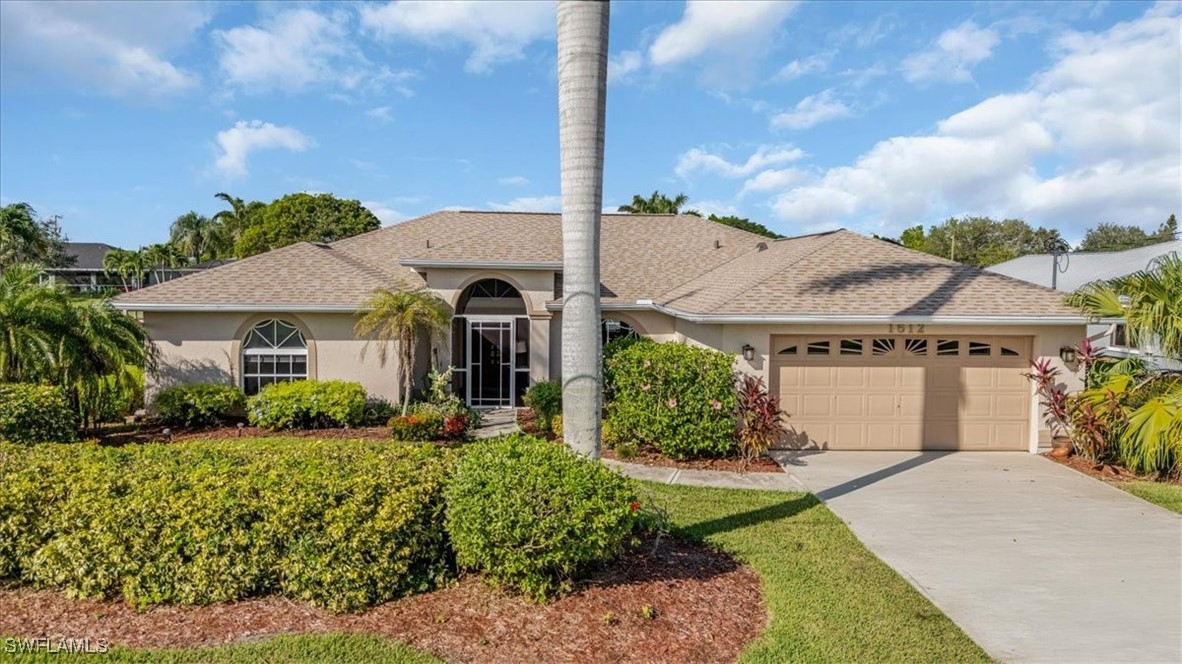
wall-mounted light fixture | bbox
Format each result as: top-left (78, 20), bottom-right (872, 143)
top-left (741, 344), bottom-right (755, 361)
top-left (1059, 345), bottom-right (1077, 364)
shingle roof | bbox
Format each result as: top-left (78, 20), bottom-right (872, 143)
top-left (116, 211), bottom-right (1077, 319)
top-left (986, 240), bottom-right (1181, 291)
top-left (58, 242), bottom-right (119, 270)
top-left (115, 242), bottom-right (407, 308)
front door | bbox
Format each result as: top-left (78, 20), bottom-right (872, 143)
top-left (468, 319), bottom-right (514, 408)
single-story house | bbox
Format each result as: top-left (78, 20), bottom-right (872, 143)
top-left (987, 240), bottom-right (1180, 368)
top-left (115, 211), bottom-right (1088, 452)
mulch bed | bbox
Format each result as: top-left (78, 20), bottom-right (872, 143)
top-left (0, 536), bottom-right (764, 663)
top-left (97, 425), bottom-right (394, 445)
top-left (1046, 453), bottom-right (1182, 485)
top-left (602, 447), bottom-right (784, 474)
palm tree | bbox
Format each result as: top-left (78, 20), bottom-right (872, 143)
top-left (1069, 254), bottom-right (1182, 359)
top-left (170, 211), bottom-right (226, 263)
top-left (0, 265), bottom-right (72, 382)
top-left (212, 192), bottom-right (260, 252)
top-left (142, 243), bottom-right (183, 285)
top-left (355, 287), bottom-right (452, 415)
top-left (617, 191), bottom-right (699, 216)
top-left (557, 0), bottom-right (610, 459)
top-left (102, 248), bottom-right (145, 291)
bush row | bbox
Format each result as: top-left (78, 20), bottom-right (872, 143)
top-left (0, 434), bottom-right (639, 610)
top-left (0, 383), bottom-right (77, 445)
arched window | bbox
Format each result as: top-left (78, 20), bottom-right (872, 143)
top-left (602, 318), bottom-right (638, 346)
top-left (242, 319), bottom-right (308, 395)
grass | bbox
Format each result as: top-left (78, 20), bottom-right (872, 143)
top-left (2, 633), bottom-right (441, 663)
top-left (640, 482), bottom-right (991, 664)
top-left (1117, 480), bottom-right (1182, 514)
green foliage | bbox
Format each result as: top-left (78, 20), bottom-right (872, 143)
top-left (355, 288), bottom-right (452, 414)
top-left (892, 216), bottom-right (1067, 267)
top-left (236, 193), bottom-right (380, 257)
top-left (735, 375), bottom-right (787, 466)
top-left (362, 397), bottom-right (399, 426)
top-left (0, 383), bottom-right (77, 444)
top-left (1078, 216), bottom-right (1177, 252)
top-left (1069, 254), bottom-right (1182, 359)
top-left (523, 380), bottom-right (562, 430)
top-left (169, 211), bottom-right (231, 262)
top-left (247, 380), bottom-right (366, 430)
top-left (444, 434), bottom-right (639, 601)
top-left (617, 191), bottom-right (693, 214)
top-left (154, 384), bottom-right (246, 428)
top-left (389, 413), bottom-right (445, 442)
top-left (0, 202), bottom-right (71, 269)
top-left (0, 440), bottom-right (453, 613)
top-left (606, 341), bottom-right (737, 459)
top-left (707, 213), bottom-right (781, 238)
top-left (550, 414), bottom-right (563, 438)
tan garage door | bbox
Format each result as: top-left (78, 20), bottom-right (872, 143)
top-left (771, 335), bottom-right (1031, 451)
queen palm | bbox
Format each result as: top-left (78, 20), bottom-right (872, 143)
top-left (557, 0), bottom-right (610, 459)
top-left (102, 248), bottom-right (145, 291)
top-left (170, 211), bottom-right (229, 263)
top-left (355, 286), bottom-right (452, 415)
top-left (617, 191), bottom-right (696, 215)
top-left (142, 243), bottom-right (183, 285)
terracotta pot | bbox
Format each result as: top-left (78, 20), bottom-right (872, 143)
top-left (1050, 435), bottom-right (1073, 459)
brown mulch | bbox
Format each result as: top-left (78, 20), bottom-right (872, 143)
top-left (97, 425), bottom-right (394, 445)
top-left (602, 447), bottom-right (784, 474)
top-left (1046, 453), bottom-right (1182, 485)
top-left (0, 536), bottom-right (765, 663)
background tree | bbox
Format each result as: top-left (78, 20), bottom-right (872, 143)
top-left (169, 211), bottom-right (229, 263)
top-left (0, 202), bottom-right (71, 269)
top-left (235, 193), bottom-right (381, 257)
top-left (1078, 215), bottom-right (1178, 252)
top-left (142, 243), bottom-right (183, 285)
top-left (212, 192), bottom-right (265, 251)
top-left (707, 214), bottom-right (781, 239)
top-left (617, 191), bottom-right (698, 215)
top-left (102, 248), bottom-right (145, 291)
top-left (558, 0), bottom-right (610, 459)
top-left (891, 216), bottom-right (1067, 267)
top-left (354, 287), bottom-right (452, 414)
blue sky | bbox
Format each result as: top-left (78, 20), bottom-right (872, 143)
top-left (1, 0), bottom-right (1179, 248)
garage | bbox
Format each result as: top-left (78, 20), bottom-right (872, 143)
top-left (771, 334), bottom-right (1032, 451)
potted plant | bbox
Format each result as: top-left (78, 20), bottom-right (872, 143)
top-left (1023, 358), bottom-right (1073, 458)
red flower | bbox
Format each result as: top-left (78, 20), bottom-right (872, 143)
top-left (630, 501), bottom-right (640, 512)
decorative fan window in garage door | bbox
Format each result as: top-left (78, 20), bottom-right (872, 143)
top-left (242, 319), bottom-right (308, 395)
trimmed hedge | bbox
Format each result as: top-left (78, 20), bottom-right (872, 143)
top-left (0, 383), bottom-right (77, 445)
top-left (247, 380), bottom-right (366, 430)
top-left (0, 440), bottom-right (452, 612)
top-left (606, 340), bottom-right (737, 459)
top-left (153, 383), bottom-right (246, 428)
top-left (445, 434), bottom-right (639, 601)
top-left (523, 380), bottom-right (562, 431)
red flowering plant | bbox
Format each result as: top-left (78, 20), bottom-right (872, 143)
top-left (735, 375), bottom-right (787, 468)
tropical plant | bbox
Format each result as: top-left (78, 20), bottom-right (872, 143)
top-left (102, 248), bottom-right (145, 291)
top-left (1024, 358), bottom-right (1071, 439)
top-left (141, 243), bottom-right (183, 285)
top-left (557, 0), bottom-right (610, 459)
top-left (0, 203), bottom-right (70, 269)
top-left (735, 375), bottom-right (787, 467)
top-left (169, 211), bottom-right (229, 263)
top-left (617, 190), bottom-right (698, 215)
top-left (355, 287), bottom-right (452, 414)
top-left (1068, 254), bottom-right (1182, 360)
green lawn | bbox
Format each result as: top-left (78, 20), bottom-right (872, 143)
top-left (1117, 480), bottom-right (1182, 514)
top-left (3, 633), bottom-right (440, 663)
top-left (640, 482), bottom-right (991, 664)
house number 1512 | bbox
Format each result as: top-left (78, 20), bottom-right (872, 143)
top-left (887, 324), bottom-right (925, 334)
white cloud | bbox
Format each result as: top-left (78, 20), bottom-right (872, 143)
top-left (214, 120), bottom-right (314, 177)
top-left (0, 1), bottom-right (207, 97)
top-left (498, 176), bottom-right (530, 186)
top-left (362, 201), bottom-right (406, 226)
top-left (650, 1), bottom-right (799, 66)
top-left (768, 6), bottom-right (1181, 239)
top-left (739, 168), bottom-right (805, 197)
top-left (608, 50), bottom-right (644, 84)
top-left (215, 8), bottom-right (393, 94)
top-left (488, 195), bottom-right (562, 212)
top-left (366, 106), bottom-right (394, 123)
top-left (773, 52), bottom-right (831, 81)
top-left (770, 89), bottom-right (853, 129)
top-left (360, 1), bottom-right (554, 73)
top-left (675, 144), bottom-right (805, 179)
top-left (903, 21), bottom-right (1000, 84)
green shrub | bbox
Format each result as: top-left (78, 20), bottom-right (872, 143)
top-left (606, 341), bottom-right (737, 459)
top-left (551, 414), bottom-right (563, 438)
top-left (361, 397), bottom-right (398, 426)
top-left (389, 412), bottom-right (444, 441)
top-left (523, 380), bottom-right (562, 431)
top-left (154, 383), bottom-right (246, 428)
top-left (0, 383), bottom-right (77, 445)
top-left (247, 380), bottom-right (366, 430)
top-left (0, 440), bottom-right (452, 612)
top-left (445, 433), bottom-right (639, 601)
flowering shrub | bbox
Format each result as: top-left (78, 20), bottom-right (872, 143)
top-left (444, 433), bottom-right (640, 601)
top-left (606, 341), bottom-right (736, 459)
top-left (735, 375), bottom-right (787, 466)
top-left (0, 383), bottom-right (77, 445)
top-left (153, 383), bottom-right (245, 428)
top-left (389, 414), bottom-right (444, 441)
top-left (247, 380), bottom-right (366, 430)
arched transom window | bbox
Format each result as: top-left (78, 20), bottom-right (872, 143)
top-left (242, 319), bottom-right (308, 395)
top-left (602, 319), bottom-right (638, 346)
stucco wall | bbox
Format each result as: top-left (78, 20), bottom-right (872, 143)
top-left (144, 311), bottom-right (403, 405)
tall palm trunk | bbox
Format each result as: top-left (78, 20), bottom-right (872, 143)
top-left (557, 0), bottom-right (609, 459)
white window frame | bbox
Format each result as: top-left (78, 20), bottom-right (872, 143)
top-left (241, 319), bottom-right (308, 395)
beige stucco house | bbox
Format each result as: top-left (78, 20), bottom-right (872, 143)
top-left (115, 210), bottom-right (1087, 453)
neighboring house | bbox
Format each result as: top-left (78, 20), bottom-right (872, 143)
top-left (114, 211), bottom-right (1088, 453)
top-left (44, 242), bottom-right (123, 293)
top-left (987, 240), bottom-right (1180, 365)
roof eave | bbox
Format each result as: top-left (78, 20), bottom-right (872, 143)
top-left (112, 303), bottom-right (363, 313)
top-left (400, 259), bottom-right (561, 270)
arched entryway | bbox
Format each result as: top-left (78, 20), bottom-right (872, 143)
top-left (452, 278), bottom-right (530, 408)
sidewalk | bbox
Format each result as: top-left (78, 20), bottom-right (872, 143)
top-left (603, 458), bottom-right (806, 492)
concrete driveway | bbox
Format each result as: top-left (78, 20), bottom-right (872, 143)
top-left (770, 451), bottom-right (1182, 664)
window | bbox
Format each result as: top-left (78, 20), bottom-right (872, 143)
top-left (807, 340), bottom-right (830, 355)
top-left (903, 338), bottom-right (927, 356)
top-left (936, 339), bottom-right (959, 356)
top-left (1000, 346), bottom-right (1020, 357)
top-left (968, 341), bottom-right (991, 356)
top-left (872, 338), bottom-right (895, 356)
top-left (777, 345), bottom-right (798, 355)
top-left (602, 319), bottom-right (638, 346)
top-left (242, 319), bottom-right (308, 395)
top-left (839, 338), bottom-right (863, 355)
